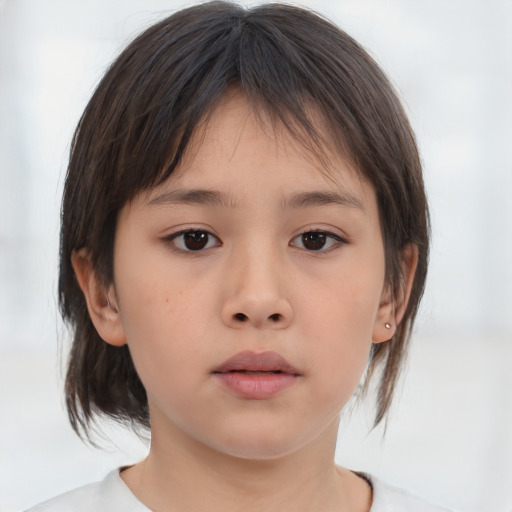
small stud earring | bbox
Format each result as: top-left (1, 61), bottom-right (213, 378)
top-left (385, 323), bottom-right (391, 329)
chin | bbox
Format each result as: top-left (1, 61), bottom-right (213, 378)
top-left (204, 421), bottom-right (323, 462)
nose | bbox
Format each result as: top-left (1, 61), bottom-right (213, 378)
top-left (220, 247), bottom-right (293, 330)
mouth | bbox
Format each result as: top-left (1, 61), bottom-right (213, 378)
top-left (224, 370), bottom-right (285, 375)
top-left (212, 350), bottom-right (301, 399)
top-left (213, 350), bottom-right (301, 375)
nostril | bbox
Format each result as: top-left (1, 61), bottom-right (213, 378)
top-left (230, 312), bottom-right (285, 324)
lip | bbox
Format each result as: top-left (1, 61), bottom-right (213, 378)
top-left (212, 350), bottom-right (301, 399)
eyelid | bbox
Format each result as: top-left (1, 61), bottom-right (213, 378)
top-left (290, 229), bottom-right (349, 252)
top-left (163, 227), bottom-right (222, 252)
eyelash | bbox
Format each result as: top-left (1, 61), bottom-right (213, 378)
top-left (164, 229), bottom-right (222, 252)
top-left (292, 229), bottom-right (347, 253)
top-left (164, 228), bottom-right (348, 253)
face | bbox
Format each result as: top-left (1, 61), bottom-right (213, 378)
top-left (103, 93), bottom-right (392, 460)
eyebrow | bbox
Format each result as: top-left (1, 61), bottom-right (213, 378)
top-left (148, 188), bottom-right (364, 211)
top-left (148, 189), bottom-right (238, 208)
top-left (282, 190), bottom-right (364, 211)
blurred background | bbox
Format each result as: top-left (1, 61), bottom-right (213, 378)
top-left (0, 1), bottom-right (511, 511)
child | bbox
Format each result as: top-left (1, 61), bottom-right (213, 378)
top-left (28, 1), bottom-right (451, 511)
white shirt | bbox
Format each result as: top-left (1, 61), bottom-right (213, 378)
top-left (25, 469), bottom-right (453, 512)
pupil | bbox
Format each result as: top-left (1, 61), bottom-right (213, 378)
top-left (303, 232), bottom-right (326, 250)
top-left (184, 231), bottom-right (208, 250)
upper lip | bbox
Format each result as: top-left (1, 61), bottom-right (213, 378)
top-left (213, 350), bottom-right (301, 375)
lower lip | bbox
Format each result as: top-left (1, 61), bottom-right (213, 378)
top-left (214, 372), bottom-right (297, 399)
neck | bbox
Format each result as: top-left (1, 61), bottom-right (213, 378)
top-left (122, 417), bottom-right (371, 512)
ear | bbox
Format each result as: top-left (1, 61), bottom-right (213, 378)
top-left (71, 248), bottom-right (127, 347)
top-left (372, 244), bottom-right (419, 343)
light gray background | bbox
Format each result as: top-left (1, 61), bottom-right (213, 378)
top-left (1, 1), bottom-right (511, 511)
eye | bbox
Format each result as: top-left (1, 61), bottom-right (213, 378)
top-left (291, 230), bottom-right (346, 252)
top-left (167, 229), bottom-right (221, 252)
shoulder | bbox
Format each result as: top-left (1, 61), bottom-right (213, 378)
top-left (24, 469), bottom-right (149, 512)
top-left (368, 475), bottom-right (454, 512)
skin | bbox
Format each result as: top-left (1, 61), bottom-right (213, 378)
top-left (73, 91), bottom-right (417, 512)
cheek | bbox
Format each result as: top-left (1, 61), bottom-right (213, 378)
top-left (116, 240), bottom-right (212, 331)
top-left (302, 263), bottom-right (384, 340)
top-left (114, 257), bottom-right (217, 387)
top-left (297, 259), bottom-right (384, 404)
top-left (304, 322), bottom-right (372, 424)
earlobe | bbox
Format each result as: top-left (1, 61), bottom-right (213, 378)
top-left (372, 244), bottom-right (419, 344)
top-left (71, 249), bottom-right (126, 347)
top-left (372, 284), bottom-right (396, 344)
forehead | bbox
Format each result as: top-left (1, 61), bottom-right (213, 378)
top-left (143, 91), bottom-right (373, 209)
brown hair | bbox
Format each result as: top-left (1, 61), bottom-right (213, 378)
top-left (59, 1), bottom-right (429, 437)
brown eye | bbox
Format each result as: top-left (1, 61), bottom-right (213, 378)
top-left (184, 231), bottom-right (209, 250)
top-left (169, 230), bottom-right (220, 252)
top-left (302, 232), bottom-right (327, 250)
top-left (291, 230), bottom-right (346, 252)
